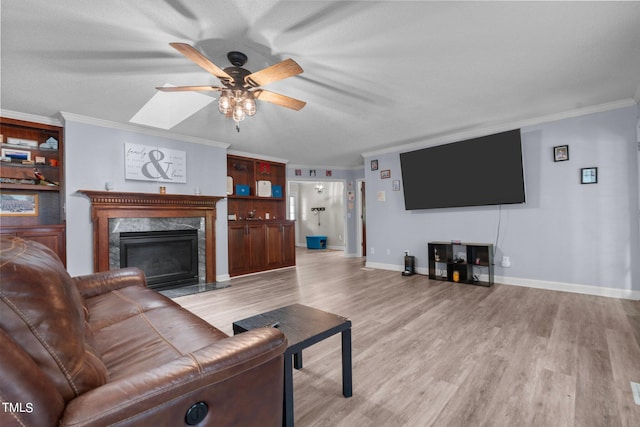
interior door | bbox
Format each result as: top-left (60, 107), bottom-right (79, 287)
top-left (361, 181), bottom-right (367, 256)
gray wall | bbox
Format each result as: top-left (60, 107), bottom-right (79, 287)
top-left (64, 117), bottom-right (229, 279)
top-left (364, 105), bottom-right (640, 297)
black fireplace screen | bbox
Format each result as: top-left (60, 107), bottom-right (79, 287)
top-left (119, 229), bottom-right (198, 290)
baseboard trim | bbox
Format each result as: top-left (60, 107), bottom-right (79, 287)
top-left (365, 262), bottom-right (640, 300)
top-left (343, 252), bottom-right (362, 258)
top-left (496, 275), bottom-right (640, 301)
top-left (216, 274), bottom-right (231, 282)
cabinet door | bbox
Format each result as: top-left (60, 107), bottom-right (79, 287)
top-left (228, 224), bottom-right (250, 275)
top-left (281, 222), bottom-right (295, 267)
top-left (265, 222), bottom-right (296, 268)
top-left (247, 223), bottom-right (266, 270)
top-left (229, 223), bottom-right (265, 274)
top-left (265, 223), bottom-right (284, 268)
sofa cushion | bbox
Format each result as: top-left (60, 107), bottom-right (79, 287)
top-left (0, 327), bottom-right (65, 427)
top-left (84, 284), bottom-right (229, 379)
top-left (0, 236), bottom-right (108, 402)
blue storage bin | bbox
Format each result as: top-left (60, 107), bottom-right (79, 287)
top-left (236, 184), bottom-right (250, 196)
top-left (306, 235), bottom-right (327, 249)
top-left (272, 185), bottom-right (283, 198)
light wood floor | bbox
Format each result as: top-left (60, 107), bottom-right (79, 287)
top-left (176, 249), bottom-right (640, 426)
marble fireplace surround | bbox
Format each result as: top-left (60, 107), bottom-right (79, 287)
top-left (79, 191), bottom-right (223, 284)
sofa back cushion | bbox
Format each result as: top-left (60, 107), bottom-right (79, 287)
top-left (0, 327), bottom-right (66, 427)
top-left (0, 236), bottom-right (107, 402)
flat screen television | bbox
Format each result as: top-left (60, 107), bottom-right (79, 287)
top-left (399, 129), bottom-right (525, 210)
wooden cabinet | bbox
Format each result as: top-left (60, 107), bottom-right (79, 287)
top-left (228, 222), bottom-right (266, 276)
top-left (428, 241), bottom-right (494, 287)
top-left (265, 221), bottom-right (295, 269)
top-left (227, 154), bottom-right (295, 277)
top-left (228, 220), bottom-right (295, 277)
top-left (0, 225), bottom-right (66, 265)
top-left (1, 117), bottom-right (66, 264)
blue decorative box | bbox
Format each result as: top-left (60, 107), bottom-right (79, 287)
top-left (236, 184), bottom-right (250, 196)
top-left (272, 185), bottom-right (283, 198)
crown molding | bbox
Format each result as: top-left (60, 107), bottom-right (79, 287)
top-left (59, 112), bottom-right (229, 149)
top-left (286, 163), bottom-right (364, 171)
top-left (0, 109), bottom-right (63, 126)
top-left (361, 98), bottom-right (638, 159)
top-left (227, 149), bottom-right (289, 164)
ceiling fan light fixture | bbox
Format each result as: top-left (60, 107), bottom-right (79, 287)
top-left (162, 44), bottom-right (304, 130)
top-left (232, 103), bottom-right (246, 122)
top-left (244, 96), bottom-right (256, 116)
top-left (219, 90), bottom-right (232, 114)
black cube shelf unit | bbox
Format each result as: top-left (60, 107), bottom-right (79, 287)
top-left (428, 241), bottom-right (494, 287)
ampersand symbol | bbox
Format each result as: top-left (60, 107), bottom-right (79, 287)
top-left (142, 149), bottom-right (171, 180)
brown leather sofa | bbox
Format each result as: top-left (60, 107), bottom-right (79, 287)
top-left (0, 236), bottom-right (287, 426)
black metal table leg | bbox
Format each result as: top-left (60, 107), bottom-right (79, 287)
top-left (341, 328), bottom-right (353, 397)
top-left (294, 351), bottom-right (303, 369)
top-left (283, 353), bottom-right (294, 427)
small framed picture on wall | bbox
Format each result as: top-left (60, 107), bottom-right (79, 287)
top-left (371, 159), bottom-right (378, 171)
top-left (554, 145), bottom-right (569, 162)
top-left (581, 167), bottom-right (598, 184)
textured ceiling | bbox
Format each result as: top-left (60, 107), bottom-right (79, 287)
top-left (2, 1), bottom-right (639, 168)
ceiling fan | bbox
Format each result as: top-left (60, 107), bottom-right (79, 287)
top-left (157, 43), bottom-right (306, 130)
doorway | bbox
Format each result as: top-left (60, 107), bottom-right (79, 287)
top-left (288, 180), bottom-right (346, 251)
top-left (357, 180), bottom-right (366, 257)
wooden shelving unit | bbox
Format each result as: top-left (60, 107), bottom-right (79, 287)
top-left (0, 117), bottom-right (66, 264)
top-left (227, 154), bottom-right (294, 277)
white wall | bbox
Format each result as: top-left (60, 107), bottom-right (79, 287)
top-left (287, 167), bottom-right (364, 256)
top-left (293, 181), bottom-right (345, 249)
top-left (63, 116), bottom-right (229, 279)
top-left (364, 104), bottom-right (640, 299)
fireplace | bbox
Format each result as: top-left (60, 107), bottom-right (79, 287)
top-left (78, 191), bottom-right (222, 284)
top-left (120, 229), bottom-right (199, 290)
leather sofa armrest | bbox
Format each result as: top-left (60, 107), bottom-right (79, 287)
top-left (59, 327), bottom-right (287, 427)
top-left (73, 267), bottom-right (147, 299)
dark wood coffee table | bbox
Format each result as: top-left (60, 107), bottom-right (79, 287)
top-left (233, 304), bottom-right (352, 427)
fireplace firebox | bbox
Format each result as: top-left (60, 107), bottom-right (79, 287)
top-left (120, 229), bottom-right (198, 290)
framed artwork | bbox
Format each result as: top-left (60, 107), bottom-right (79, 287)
top-left (326, 170), bottom-right (332, 177)
top-left (581, 167), bottom-right (598, 184)
top-left (380, 169), bottom-right (391, 179)
top-left (0, 193), bottom-right (38, 216)
top-left (392, 180), bottom-right (401, 191)
top-left (370, 159), bottom-right (378, 171)
top-left (554, 145), bottom-right (569, 162)
top-left (1, 148), bottom-right (31, 162)
top-left (295, 169), bottom-right (302, 176)
top-left (125, 142), bottom-right (187, 183)
top-left (309, 169), bottom-right (316, 177)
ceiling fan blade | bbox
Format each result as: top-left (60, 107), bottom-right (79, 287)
top-left (253, 90), bottom-right (306, 111)
top-left (156, 85), bottom-right (223, 92)
top-left (245, 59), bottom-right (303, 88)
top-left (169, 42), bottom-right (233, 84)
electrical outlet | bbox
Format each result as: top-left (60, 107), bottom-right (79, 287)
top-left (501, 256), bottom-right (511, 268)
top-left (370, 247), bottom-right (375, 255)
